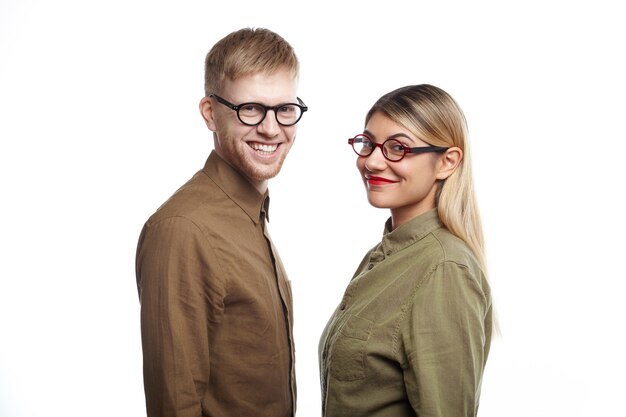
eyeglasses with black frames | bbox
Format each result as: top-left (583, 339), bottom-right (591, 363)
top-left (210, 94), bottom-right (308, 127)
top-left (348, 133), bottom-right (449, 162)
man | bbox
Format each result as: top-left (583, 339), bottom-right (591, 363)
top-left (135, 28), bottom-right (306, 417)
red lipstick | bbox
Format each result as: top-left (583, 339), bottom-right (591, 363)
top-left (366, 176), bottom-right (398, 186)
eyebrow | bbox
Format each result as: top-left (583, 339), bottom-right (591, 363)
top-left (363, 130), bottom-right (416, 144)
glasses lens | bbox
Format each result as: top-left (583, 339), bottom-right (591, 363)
top-left (238, 104), bottom-right (266, 125)
top-left (276, 104), bottom-right (303, 126)
top-left (383, 140), bottom-right (406, 161)
top-left (352, 135), bottom-right (374, 156)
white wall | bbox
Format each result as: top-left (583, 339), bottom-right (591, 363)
top-left (1, 1), bottom-right (625, 416)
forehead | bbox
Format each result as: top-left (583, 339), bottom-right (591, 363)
top-left (365, 112), bottom-right (406, 133)
top-left (365, 112), bottom-right (433, 146)
top-left (222, 69), bottom-right (298, 103)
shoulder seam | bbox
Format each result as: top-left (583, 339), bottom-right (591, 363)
top-left (145, 215), bottom-right (230, 295)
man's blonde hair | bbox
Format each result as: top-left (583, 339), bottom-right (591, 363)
top-left (204, 27), bottom-right (299, 96)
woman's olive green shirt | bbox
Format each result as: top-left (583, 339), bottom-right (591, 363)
top-left (319, 210), bottom-right (492, 417)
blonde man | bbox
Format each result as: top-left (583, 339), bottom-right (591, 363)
top-left (136, 28), bottom-right (306, 417)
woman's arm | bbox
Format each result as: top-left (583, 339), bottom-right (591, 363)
top-left (401, 261), bottom-right (492, 417)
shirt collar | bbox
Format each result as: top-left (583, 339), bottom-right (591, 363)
top-left (202, 151), bottom-right (269, 224)
top-left (375, 209), bottom-right (443, 260)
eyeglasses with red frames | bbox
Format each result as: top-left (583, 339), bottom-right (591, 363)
top-left (348, 134), bottom-right (449, 162)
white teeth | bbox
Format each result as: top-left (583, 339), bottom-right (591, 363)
top-left (250, 143), bottom-right (278, 153)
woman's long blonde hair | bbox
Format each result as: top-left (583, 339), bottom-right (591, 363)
top-left (365, 84), bottom-right (486, 272)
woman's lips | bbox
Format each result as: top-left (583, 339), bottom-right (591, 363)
top-left (366, 175), bottom-right (398, 185)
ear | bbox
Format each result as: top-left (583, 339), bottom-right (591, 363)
top-left (199, 96), bottom-right (217, 132)
top-left (435, 146), bottom-right (463, 180)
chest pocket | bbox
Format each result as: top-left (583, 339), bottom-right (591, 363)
top-left (329, 314), bottom-right (374, 381)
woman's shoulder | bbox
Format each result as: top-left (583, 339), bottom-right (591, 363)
top-left (426, 226), bottom-right (479, 269)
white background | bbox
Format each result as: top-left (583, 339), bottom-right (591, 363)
top-left (1, 0), bottom-right (625, 416)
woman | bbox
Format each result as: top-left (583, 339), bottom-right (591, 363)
top-left (319, 84), bottom-right (493, 417)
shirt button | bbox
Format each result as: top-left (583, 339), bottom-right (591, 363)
top-left (367, 263), bottom-right (374, 270)
top-left (340, 303), bottom-right (346, 310)
top-left (386, 250), bottom-right (392, 256)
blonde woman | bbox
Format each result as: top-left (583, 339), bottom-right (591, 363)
top-left (319, 84), bottom-right (492, 417)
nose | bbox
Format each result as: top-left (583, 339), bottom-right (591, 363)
top-left (363, 146), bottom-right (387, 171)
top-left (256, 110), bottom-right (281, 137)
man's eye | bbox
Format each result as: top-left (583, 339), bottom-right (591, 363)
top-left (278, 105), bottom-right (296, 113)
top-left (240, 104), bottom-right (263, 114)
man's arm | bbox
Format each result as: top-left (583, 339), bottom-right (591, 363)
top-left (136, 216), bottom-right (221, 417)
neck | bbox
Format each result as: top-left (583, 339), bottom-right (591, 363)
top-left (390, 206), bottom-right (431, 230)
top-left (390, 183), bottom-right (438, 230)
top-left (252, 179), bottom-right (269, 194)
top-left (390, 201), bottom-right (436, 230)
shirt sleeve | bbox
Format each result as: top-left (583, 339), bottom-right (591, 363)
top-left (400, 261), bottom-right (491, 417)
top-left (136, 216), bottom-right (224, 417)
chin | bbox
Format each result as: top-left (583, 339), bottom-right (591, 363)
top-left (366, 196), bottom-right (390, 209)
top-left (246, 163), bottom-right (283, 182)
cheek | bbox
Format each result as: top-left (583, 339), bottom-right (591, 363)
top-left (282, 126), bottom-right (297, 141)
top-left (395, 158), bottom-right (437, 180)
top-left (227, 124), bottom-right (256, 140)
top-left (356, 157), bottom-right (366, 173)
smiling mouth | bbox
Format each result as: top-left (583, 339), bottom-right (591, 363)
top-left (366, 176), bottom-right (397, 185)
top-left (249, 142), bottom-right (279, 155)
